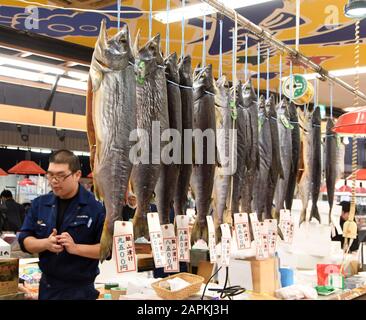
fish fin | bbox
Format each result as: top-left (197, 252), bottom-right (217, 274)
top-left (132, 214), bottom-right (150, 240)
top-left (100, 221), bottom-right (112, 263)
top-left (277, 225), bottom-right (284, 241)
top-left (89, 65), bottom-right (103, 92)
top-left (86, 77), bottom-right (96, 171)
top-left (271, 207), bottom-right (279, 220)
top-left (215, 224), bottom-right (222, 244)
top-left (310, 204), bottom-right (321, 223)
top-left (328, 205), bottom-right (333, 225)
top-left (133, 28), bottom-right (141, 56)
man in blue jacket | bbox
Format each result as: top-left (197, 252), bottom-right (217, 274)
top-left (18, 149), bottom-right (105, 300)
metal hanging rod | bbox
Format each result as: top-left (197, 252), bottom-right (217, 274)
top-left (202, 0), bottom-right (366, 103)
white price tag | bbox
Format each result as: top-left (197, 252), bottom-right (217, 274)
top-left (113, 221), bottom-right (137, 273)
top-left (147, 212), bottom-right (166, 268)
top-left (265, 219), bottom-right (277, 256)
top-left (279, 209), bottom-right (294, 244)
top-left (234, 213), bottom-right (251, 249)
top-left (176, 215), bottom-right (190, 262)
top-left (256, 222), bottom-right (269, 260)
top-left (162, 224), bottom-right (179, 273)
top-left (207, 216), bottom-right (217, 263)
top-left (249, 212), bottom-right (260, 241)
top-left (220, 223), bottom-right (231, 267)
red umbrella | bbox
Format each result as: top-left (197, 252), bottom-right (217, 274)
top-left (337, 180), bottom-right (352, 192)
top-left (346, 168), bottom-right (366, 180)
top-left (333, 108), bottom-right (366, 135)
top-left (0, 168), bottom-right (8, 176)
top-left (18, 177), bottom-right (35, 186)
top-left (320, 185), bottom-right (327, 193)
top-left (8, 160), bottom-right (46, 175)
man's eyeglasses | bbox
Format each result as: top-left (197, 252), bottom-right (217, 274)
top-left (46, 172), bottom-right (73, 182)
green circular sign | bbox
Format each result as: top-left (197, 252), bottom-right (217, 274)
top-left (282, 74), bottom-right (307, 99)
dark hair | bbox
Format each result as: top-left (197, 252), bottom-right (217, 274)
top-left (49, 149), bottom-right (81, 173)
top-left (340, 201), bottom-right (351, 213)
top-left (1, 190), bottom-right (13, 199)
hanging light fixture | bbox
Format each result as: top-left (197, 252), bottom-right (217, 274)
top-left (345, 0), bottom-right (366, 19)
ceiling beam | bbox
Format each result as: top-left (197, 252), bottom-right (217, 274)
top-left (0, 104), bottom-right (86, 132)
top-left (0, 25), bottom-right (93, 65)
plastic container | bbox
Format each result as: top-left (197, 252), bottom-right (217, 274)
top-left (279, 268), bottom-right (294, 288)
top-left (104, 283), bottom-right (119, 297)
top-left (111, 287), bottom-right (127, 300)
top-left (104, 293), bottom-right (112, 300)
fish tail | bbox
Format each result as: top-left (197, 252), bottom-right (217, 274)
top-left (215, 224), bottom-right (222, 244)
top-left (328, 205), bottom-right (333, 225)
top-left (190, 220), bottom-right (208, 246)
top-left (223, 209), bottom-right (232, 225)
top-left (299, 209), bottom-right (307, 226)
top-left (271, 207), bottom-right (279, 220)
top-left (190, 220), bottom-right (201, 246)
top-left (277, 225), bottom-right (284, 241)
top-left (99, 221), bottom-right (112, 263)
top-left (310, 204), bottom-right (321, 223)
top-left (132, 213), bottom-right (149, 240)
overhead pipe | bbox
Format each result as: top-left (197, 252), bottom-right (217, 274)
top-left (202, 0), bottom-right (366, 103)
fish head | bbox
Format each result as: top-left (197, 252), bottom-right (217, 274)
top-left (132, 29), bottom-right (141, 57)
top-left (264, 95), bottom-right (274, 114)
top-left (288, 102), bottom-right (299, 121)
top-left (193, 64), bottom-right (214, 93)
top-left (242, 78), bottom-right (257, 106)
top-left (326, 117), bottom-right (335, 132)
top-left (214, 75), bottom-right (229, 108)
top-left (164, 52), bottom-right (179, 82)
top-left (312, 107), bottom-right (321, 125)
top-left (276, 97), bottom-right (288, 112)
top-left (178, 55), bottom-right (192, 81)
top-left (258, 95), bottom-right (266, 112)
top-left (93, 20), bottom-right (133, 70)
top-left (137, 33), bottom-right (164, 74)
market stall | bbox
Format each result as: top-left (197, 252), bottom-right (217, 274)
top-left (2, 0), bottom-right (366, 303)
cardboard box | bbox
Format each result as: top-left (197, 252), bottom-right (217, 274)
top-left (0, 258), bottom-right (19, 296)
top-left (245, 257), bottom-right (280, 296)
top-left (0, 239), bottom-right (11, 258)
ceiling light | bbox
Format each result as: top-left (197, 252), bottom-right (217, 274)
top-left (0, 54), bottom-right (64, 75)
top-left (0, 66), bottom-right (87, 91)
top-left (345, 0), bottom-right (366, 18)
top-left (154, 0), bottom-right (275, 24)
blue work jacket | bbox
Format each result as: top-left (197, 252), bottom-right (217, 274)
top-left (18, 185), bottom-right (105, 285)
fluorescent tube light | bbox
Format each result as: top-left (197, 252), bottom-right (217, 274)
top-left (0, 55), bottom-right (64, 75)
top-left (0, 66), bottom-right (87, 91)
top-left (154, 0), bottom-right (275, 24)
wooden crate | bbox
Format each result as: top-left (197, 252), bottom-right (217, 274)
top-left (0, 259), bottom-right (19, 297)
top-left (245, 257), bottom-right (280, 296)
